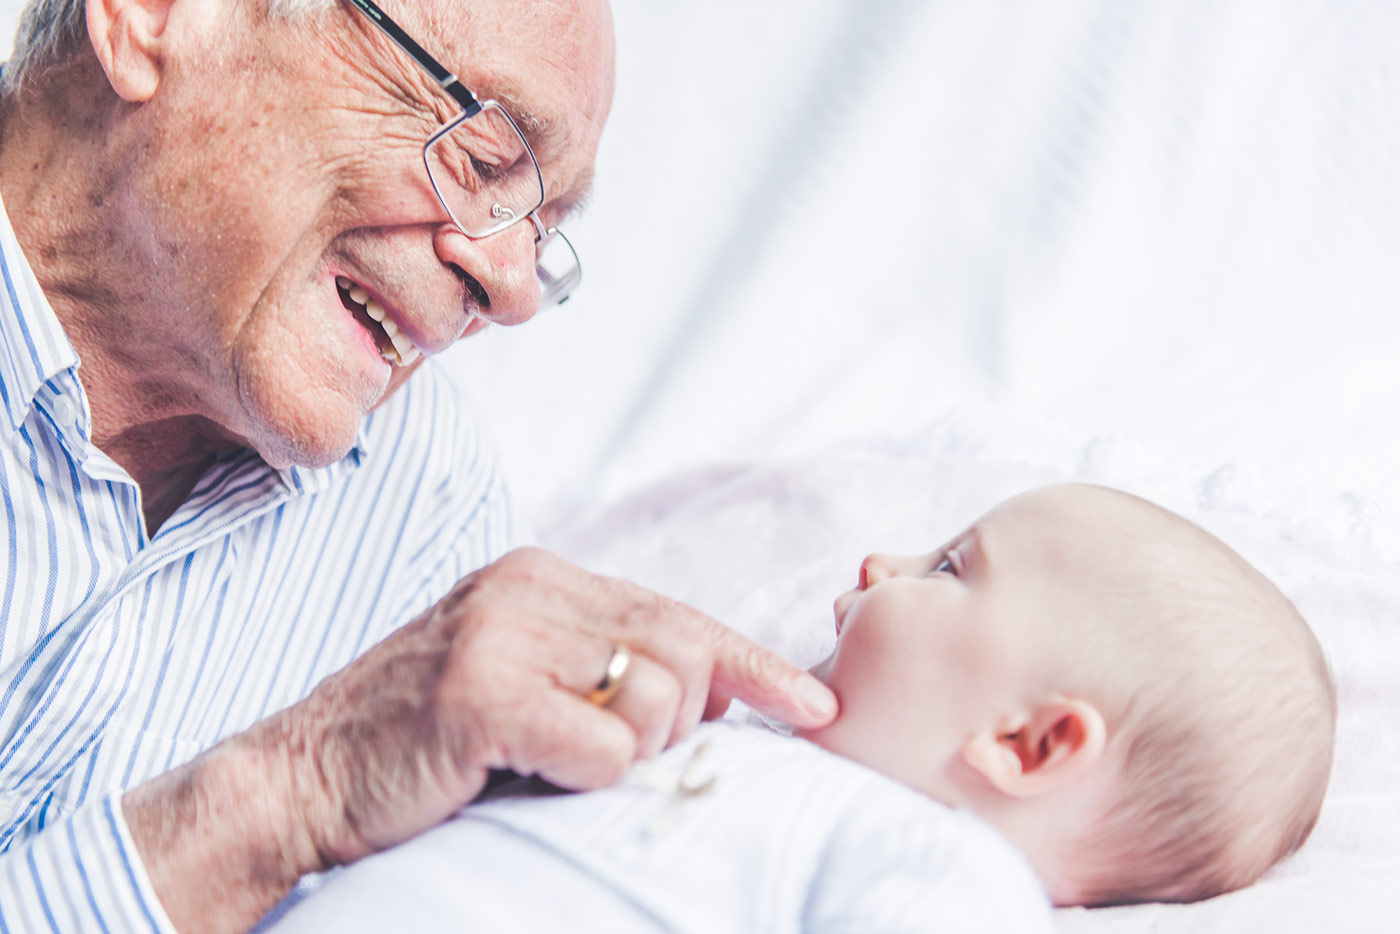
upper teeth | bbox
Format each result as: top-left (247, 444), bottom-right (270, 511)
top-left (337, 276), bottom-right (420, 367)
top-left (390, 338), bottom-right (419, 366)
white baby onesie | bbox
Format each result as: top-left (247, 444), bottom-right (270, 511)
top-left (268, 721), bottom-right (1054, 933)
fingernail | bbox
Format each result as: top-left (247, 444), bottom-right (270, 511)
top-left (798, 678), bottom-right (838, 721)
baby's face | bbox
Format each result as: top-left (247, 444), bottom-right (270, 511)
top-left (797, 490), bottom-right (1084, 803)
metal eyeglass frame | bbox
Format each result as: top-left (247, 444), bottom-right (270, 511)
top-left (346, 0), bottom-right (581, 304)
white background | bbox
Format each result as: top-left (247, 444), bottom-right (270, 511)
top-left (3, 1), bottom-right (1395, 529)
top-left (441, 0), bottom-right (1400, 530)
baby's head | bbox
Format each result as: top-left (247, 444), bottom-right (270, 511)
top-left (797, 483), bottom-right (1335, 906)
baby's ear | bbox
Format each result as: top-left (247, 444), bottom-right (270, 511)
top-left (959, 697), bottom-right (1106, 798)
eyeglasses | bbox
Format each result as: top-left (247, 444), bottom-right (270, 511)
top-left (347, 0), bottom-right (581, 307)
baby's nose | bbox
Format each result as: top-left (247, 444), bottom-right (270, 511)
top-left (860, 555), bottom-right (894, 588)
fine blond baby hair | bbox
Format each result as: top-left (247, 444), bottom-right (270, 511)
top-left (1034, 486), bottom-right (1335, 905)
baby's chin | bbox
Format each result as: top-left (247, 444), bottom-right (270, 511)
top-left (793, 656), bottom-right (837, 746)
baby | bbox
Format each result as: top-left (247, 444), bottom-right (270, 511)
top-left (797, 482), bottom-right (1335, 906)
top-left (266, 483), bottom-right (1335, 931)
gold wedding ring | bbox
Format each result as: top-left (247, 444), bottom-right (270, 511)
top-left (587, 644), bottom-right (632, 707)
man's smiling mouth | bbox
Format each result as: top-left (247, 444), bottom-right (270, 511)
top-left (335, 276), bottom-right (420, 367)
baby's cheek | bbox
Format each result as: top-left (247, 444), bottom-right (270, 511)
top-left (940, 620), bottom-right (1005, 682)
top-left (795, 705), bottom-right (880, 771)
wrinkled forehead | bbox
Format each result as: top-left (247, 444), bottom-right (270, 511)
top-left (414, 0), bottom-right (615, 154)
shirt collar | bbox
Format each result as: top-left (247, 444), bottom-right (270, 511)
top-left (275, 421), bottom-right (371, 497)
top-left (0, 191), bottom-right (81, 437)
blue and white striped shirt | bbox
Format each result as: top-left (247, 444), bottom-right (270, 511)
top-left (0, 194), bottom-right (519, 931)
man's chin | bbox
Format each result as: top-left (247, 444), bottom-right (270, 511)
top-left (250, 413), bottom-right (364, 471)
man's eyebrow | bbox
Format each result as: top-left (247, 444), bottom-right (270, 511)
top-left (494, 94), bottom-right (595, 214)
top-left (493, 92), bottom-right (566, 153)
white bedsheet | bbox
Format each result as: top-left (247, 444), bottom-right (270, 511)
top-left (545, 410), bottom-right (1400, 932)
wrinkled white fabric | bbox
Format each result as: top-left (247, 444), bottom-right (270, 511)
top-left (269, 722), bottom-right (1054, 933)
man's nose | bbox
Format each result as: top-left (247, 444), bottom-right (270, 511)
top-left (433, 222), bottom-right (542, 328)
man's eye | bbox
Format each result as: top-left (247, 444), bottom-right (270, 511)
top-left (471, 156), bottom-right (505, 182)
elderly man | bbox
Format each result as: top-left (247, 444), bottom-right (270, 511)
top-left (0, 0), bottom-right (837, 930)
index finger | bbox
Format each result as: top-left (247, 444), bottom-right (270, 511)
top-left (704, 622), bottom-right (838, 729)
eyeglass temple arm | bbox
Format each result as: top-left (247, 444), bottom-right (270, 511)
top-left (346, 0), bottom-right (482, 116)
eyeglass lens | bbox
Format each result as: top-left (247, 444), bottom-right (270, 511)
top-left (425, 102), bottom-right (581, 305)
top-left (424, 102), bottom-right (545, 239)
top-left (535, 230), bottom-right (581, 307)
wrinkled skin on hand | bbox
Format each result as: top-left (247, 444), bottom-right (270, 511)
top-left (285, 547), bottom-right (835, 867)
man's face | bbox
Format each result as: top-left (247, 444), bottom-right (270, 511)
top-left (111, 0), bottom-right (613, 468)
top-left (796, 490), bottom-right (1087, 802)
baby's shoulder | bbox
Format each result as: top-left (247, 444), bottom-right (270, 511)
top-left (808, 791), bottom-right (1054, 931)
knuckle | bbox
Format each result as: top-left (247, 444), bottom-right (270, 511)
top-left (668, 636), bottom-right (712, 676)
top-left (618, 590), bottom-right (666, 630)
top-left (491, 547), bottom-right (541, 583)
top-left (619, 589), bottom-right (706, 641)
top-left (632, 666), bottom-right (684, 715)
top-left (445, 550), bottom-right (573, 635)
top-left (488, 547), bottom-right (559, 588)
top-left (734, 639), bottom-right (785, 684)
top-left (508, 545), bottom-right (553, 567)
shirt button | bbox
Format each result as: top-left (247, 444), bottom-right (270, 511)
top-left (52, 395), bottom-right (78, 428)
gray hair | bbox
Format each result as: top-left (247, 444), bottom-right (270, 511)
top-left (2, 0), bottom-right (336, 94)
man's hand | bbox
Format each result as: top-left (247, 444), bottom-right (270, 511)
top-left (292, 547), bottom-right (838, 864)
top-left (126, 547), bottom-right (837, 932)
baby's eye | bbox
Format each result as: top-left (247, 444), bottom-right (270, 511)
top-left (933, 556), bottom-right (956, 576)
